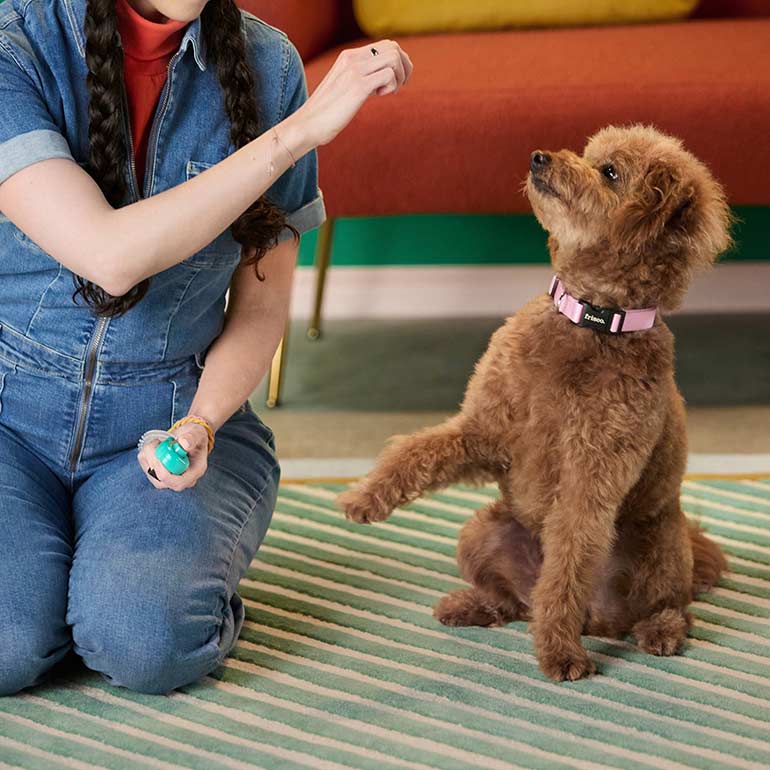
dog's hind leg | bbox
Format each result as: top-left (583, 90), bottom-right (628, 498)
top-left (620, 499), bottom-right (710, 656)
top-left (630, 517), bottom-right (725, 656)
top-left (434, 499), bottom-right (540, 627)
top-left (434, 587), bottom-right (524, 627)
top-left (337, 415), bottom-right (481, 524)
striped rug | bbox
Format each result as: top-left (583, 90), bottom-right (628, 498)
top-left (2, 477), bottom-right (770, 770)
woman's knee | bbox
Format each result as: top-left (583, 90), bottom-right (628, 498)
top-left (0, 627), bottom-right (69, 696)
top-left (72, 592), bottom-right (239, 695)
top-left (75, 632), bottom-right (219, 695)
top-left (91, 644), bottom-right (206, 695)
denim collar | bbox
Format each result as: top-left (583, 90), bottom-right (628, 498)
top-left (63, 0), bottom-right (207, 71)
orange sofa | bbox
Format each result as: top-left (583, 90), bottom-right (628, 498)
top-left (239, 0), bottom-right (770, 405)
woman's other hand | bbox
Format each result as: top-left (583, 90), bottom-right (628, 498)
top-left (136, 422), bottom-right (210, 491)
top-left (288, 39), bottom-right (413, 149)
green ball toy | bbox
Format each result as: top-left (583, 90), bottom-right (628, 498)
top-left (154, 437), bottom-right (190, 475)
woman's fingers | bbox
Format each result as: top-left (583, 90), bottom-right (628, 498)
top-left (401, 48), bottom-right (414, 83)
top-left (300, 38), bottom-right (412, 146)
top-left (137, 441), bottom-right (168, 489)
top-left (366, 66), bottom-right (399, 97)
top-left (141, 449), bottom-right (192, 491)
top-left (136, 428), bottom-right (207, 491)
top-left (172, 424), bottom-right (208, 485)
top-left (386, 40), bottom-right (412, 85)
top-left (360, 40), bottom-right (407, 88)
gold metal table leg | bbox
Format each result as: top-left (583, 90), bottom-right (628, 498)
top-left (307, 218), bottom-right (335, 341)
top-left (266, 322), bottom-right (289, 409)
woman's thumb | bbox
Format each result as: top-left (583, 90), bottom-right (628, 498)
top-left (175, 433), bottom-right (194, 452)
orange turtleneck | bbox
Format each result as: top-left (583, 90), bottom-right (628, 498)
top-left (116, 0), bottom-right (189, 192)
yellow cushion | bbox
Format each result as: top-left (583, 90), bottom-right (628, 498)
top-left (353, 0), bottom-right (699, 36)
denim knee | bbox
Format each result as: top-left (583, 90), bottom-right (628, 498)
top-left (72, 595), bottom-right (240, 695)
top-left (75, 631), bottom-right (218, 695)
top-left (100, 646), bottom-right (204, 696)
top-left (0, 627), bottom-right (68, 696)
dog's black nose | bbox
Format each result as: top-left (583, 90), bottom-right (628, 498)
top-left (530, 151), bottom-right (551, 171)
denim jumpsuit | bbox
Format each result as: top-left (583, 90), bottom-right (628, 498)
top-left (0, 0), bottom-right (325, 695)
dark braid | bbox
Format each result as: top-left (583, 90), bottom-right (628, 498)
top-left (74, 0), bottom-right (150, 316)
top-left (201, 0), bottom-right (297, 280)
top-left (75, 0), bottom-right (296, 318)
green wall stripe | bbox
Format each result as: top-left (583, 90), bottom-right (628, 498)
top-left (298, 206), bottom-right (770, 267)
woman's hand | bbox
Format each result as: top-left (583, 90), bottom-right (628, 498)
top-left (286, 39), bottom-right (413, 149)
top-left (136, 422), bottom-right (211, 492)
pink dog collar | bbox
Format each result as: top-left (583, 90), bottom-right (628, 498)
top-left (548, 276), bottom-right (658, 334)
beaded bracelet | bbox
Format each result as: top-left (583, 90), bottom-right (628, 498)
top-left (169, 414), bottom-right (215, 454)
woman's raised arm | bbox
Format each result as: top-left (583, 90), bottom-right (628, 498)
top-left (0, 39), bottom-right (412, 297)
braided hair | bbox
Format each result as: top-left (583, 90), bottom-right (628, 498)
top-left (76, 0), bottom-right (295, 317)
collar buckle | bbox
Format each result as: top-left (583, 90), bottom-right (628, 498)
top-left (577, 300), bottom-right (625, 334)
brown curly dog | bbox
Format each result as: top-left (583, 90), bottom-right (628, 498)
top-left (336, 124), bottom-right (732, 682)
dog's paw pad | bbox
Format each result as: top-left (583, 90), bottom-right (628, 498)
top-left (633, 609), bottom-right (689, 657)
top-left (639, 634), bottom-right (684, 656)
top-left (539, 649), bottom-right (596, 682)
top-left (635, 626), bottom-right (686, 656)
top-left (336, 489), bottom-right (389, 524)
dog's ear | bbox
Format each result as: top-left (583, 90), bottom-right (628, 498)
top-left (609, 159), bottom-right (694, 254)
top-left (546, 234), bottom-right (559, 255)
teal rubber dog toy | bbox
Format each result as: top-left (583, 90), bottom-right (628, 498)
top-left (154, 437), bottom-right (190, 475)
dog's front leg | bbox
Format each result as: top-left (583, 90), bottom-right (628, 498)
top-left (336, 416), bottom-right (473, 524)
top-left (527, 395), bottom-right (657, 683)
top-left (530, 495), bottom-right (618, 681)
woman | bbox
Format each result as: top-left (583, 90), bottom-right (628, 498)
top-left (0, 0), bottom-right (411, 696)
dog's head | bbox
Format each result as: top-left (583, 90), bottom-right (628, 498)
top-left (525, 124), bottom-right (732, 310)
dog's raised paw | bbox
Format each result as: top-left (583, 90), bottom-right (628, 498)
top-left (336, 488), bottom-right (390, 524)
top-left (538, 647), bottom-right (596, 682)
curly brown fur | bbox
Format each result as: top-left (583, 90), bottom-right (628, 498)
top-left (337, 124), bottom-right (731, 682)
top-left (76, 0), bottom-right (296, 318)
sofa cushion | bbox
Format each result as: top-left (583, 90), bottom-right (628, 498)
top-left (236, 0), bottom-right (358, 60)
top-left (353, 0), bottom-right (698, 37)
top-left (306, 19), bottom-right (770, 216)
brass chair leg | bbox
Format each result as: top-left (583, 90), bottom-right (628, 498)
top-left (266, 320), bottom-right (290, 409)
top-left (307, 218), bottom-right (335, 340)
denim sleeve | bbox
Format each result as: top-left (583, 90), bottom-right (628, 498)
top-left (0, 40), bottom-right (75, 187)
top-left (267, 39), bottom-right (327, 244)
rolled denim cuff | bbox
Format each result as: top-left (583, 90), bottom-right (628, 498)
top-left (0, 129), bottom-right (75, 186)
top-left (276, 190), bottom-right (327, 243)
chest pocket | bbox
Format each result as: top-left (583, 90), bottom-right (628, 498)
top-left (183, 160), bottom-right (243, 269)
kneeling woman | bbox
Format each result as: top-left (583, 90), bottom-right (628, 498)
top-left (0, 0), bottom-right (411, 695)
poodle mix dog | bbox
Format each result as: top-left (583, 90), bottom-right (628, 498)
top-left (336, 124), bottom-right (732, 682)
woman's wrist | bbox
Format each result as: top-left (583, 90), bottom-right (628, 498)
top-left (275, 110), bottom-right (316, 165)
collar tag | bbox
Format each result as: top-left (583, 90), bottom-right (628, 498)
top-left (578, 301), bottom-right (623, 334)
top-left (548, 275), bottom-right (657, 334)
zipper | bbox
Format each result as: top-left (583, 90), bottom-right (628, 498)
top-left (142, 51), bottom-right (182, 198)
top-left (68, 316), bottom-right (108, 471)
top-left (67, 85), bottom-right (136, 473)
top-left (120, 81), bottom-right (141, 202)
top-left (68, 50), bottom-right (182, 473)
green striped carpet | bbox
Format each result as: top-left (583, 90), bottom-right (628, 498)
top-left (2, 478), bottom-right (770, 770)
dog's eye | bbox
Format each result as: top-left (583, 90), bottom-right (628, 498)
top-left (601, 164), bottom-right (619, 182)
